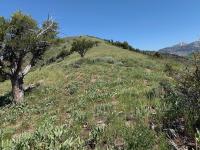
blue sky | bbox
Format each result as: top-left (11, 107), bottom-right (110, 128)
top-left (0, 0), bottom-right (200, 50)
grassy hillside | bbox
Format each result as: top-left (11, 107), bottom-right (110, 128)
top-left (0, 37), bottom-right (183, 149)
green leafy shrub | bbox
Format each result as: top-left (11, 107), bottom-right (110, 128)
top-left (56, 50), bottom-right (71, 59)
top-left (0, 122), bottom-right (84, 149)
top-left (124, 125), bottom-right (155, 150)
top-left (164, 63), bottom-right (174, 76)
top-left (66, 82), bottom-right (79, 95)
top-left (95, 104), bottom-right (113, 116)
top-left (70, 38), bottom-right (96, 57)
top-left (46, 56), bottom-right (57, 65)
top-left (71, 110), bottom-right (88, 124)
top-left (160, 54), bottom-right (200, 144)
top-left (105, 39), bottom-right (139, 51)
top-left (87, 125), bottom-right (105, 149)
top-left (153, 52), bottom-right (162, 58)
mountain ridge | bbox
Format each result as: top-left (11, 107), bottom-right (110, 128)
top-left (159, 40), bottom-right (200, 56)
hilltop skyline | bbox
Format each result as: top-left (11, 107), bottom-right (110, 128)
top-left (1, 0), bottom-right (200, 50)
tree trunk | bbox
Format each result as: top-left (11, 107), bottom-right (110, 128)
top-left (80, 53), bottom-right (84, 58)
top-left (11, 76), bottom-right (24, 103)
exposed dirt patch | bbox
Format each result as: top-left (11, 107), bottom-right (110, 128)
top-left (125, 114), bottom-right (137, 127)
top-left (80, 122), bottom-right (91, 139)
top-left (145, 68), bottom-right (152, 73)
top-left (114, 137), bottom-right (125, 150)
top-left (111, 96), bottom-right (118, 106)
top-left (95, 116), bottom-right (107, 127)
top-left (90, 74), bottom-right (99, 83)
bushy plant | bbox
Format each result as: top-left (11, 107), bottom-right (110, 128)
top-left (56, 50), bottom-right (71, 59)
top-left (46, 56), bottom-right (57, 64)
top-left (161, 53), bottom-right (200, 142)
top-left (164, 63), bottom-right (174, 76)
top-left (66, 82), bottom-right (79, 95)
top-left (153, 52), bottom-right (162, 58)
top-left (70, 38), bottom-right (96, 58)
top-left (105, 39), bottom-right (138, 51)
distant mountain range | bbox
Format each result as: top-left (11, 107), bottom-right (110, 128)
top-left (159, 40), bottom-right (200, 56)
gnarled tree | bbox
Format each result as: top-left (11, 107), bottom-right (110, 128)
top-left (0, 11), bottom-right (58, 103)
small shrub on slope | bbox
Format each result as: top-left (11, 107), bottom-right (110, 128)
top-left (70, 38), bottom-right (97, 58)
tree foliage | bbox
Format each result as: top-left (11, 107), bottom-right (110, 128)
top-left (0, 11), bottom-right (58, 103)
top-left (42, 16), bottom-right (58, 40)
top-left (70, 38), bottom-right (97, 57)
top-left (105, 39), bottom-right (139, 51)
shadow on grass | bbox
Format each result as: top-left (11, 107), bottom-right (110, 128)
top-left (0, 85), bottom-right (40, 108)
top-left (0, 92), bottom-right (12, 107)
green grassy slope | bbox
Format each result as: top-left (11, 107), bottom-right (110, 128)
top-left (0, 37), bottom-right (183, 149)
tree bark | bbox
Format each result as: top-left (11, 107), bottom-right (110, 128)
top-left (80, 53), bottom-right (84, 58)
top-left (11, 76), bottom-right (24, 103)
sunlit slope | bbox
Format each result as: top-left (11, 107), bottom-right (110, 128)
top-left (0, 37), bottom-right (182, 149)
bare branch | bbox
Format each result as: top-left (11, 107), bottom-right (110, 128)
top-left (27, 16), bottom-right (55, 38)
top-left (0, 56), bottom-right (4, 66)
top-left (22, 64), bottom-right (31, 76)
top-left (169, 140), bottom-right (179, 150)
top-left (37, 19), bottom-right (54, 38)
